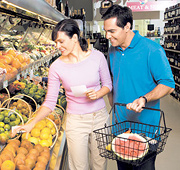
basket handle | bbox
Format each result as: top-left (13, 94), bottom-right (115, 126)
top-left (112, 103), bottom-right (167, 133)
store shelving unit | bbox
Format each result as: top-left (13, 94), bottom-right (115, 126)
top-left (164, 3), bottom-right (180, 102)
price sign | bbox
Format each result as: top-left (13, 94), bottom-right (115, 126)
top-left (3, 80), bottom-right (8, 88)
top-left (30, 69), bottom-right (34, 79)
top-left (16, 73), bottom-right (20, 80)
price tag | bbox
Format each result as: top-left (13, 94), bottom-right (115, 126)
top-left (24, 72), bottom-right (27, 79)
top-left (30, 69), bottom-right (34, 79)
top-left (3, 80), bottom-right (8, 88)
top-left (16, 73), bottom-right (20, 80)
top-left (21, 71), bottom-right (25, 77)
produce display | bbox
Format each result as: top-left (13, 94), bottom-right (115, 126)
top-left (0, 7), bottom-right (66, 169)
top-left (0, 139), bottom-right (51, 170)
top-left (0, 109), bottom-right (24, 144)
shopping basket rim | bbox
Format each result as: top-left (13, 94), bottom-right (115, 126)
top-left (93, 120), bottom-right (172, 133)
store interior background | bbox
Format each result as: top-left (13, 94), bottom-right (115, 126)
top-left (53, 0), bottom-right (178, 45)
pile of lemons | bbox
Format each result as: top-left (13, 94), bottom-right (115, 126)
top-left (22, 118), bottom-right (56, 148)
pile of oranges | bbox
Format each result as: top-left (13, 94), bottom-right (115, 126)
top-left (0, 49), bottom-right (31, 76)
top-left (0, 139), bottom-right (50, 170)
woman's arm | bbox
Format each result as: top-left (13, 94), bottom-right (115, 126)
top-left (11, 106), bottom-right (52, 137)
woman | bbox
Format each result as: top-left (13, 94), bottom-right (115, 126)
top-left (12, 19), bottom-right (112, 170)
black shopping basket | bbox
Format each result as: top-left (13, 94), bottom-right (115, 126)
top-left (93, 103), bottom-right (172, 166)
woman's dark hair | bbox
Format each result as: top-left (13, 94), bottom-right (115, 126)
top-left (102, 5), bottom-right (133, 29)
top-left (52, 19), bottom-right (88, 51)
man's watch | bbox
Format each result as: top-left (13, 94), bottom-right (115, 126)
top-left (139, 96), bottom-right (147, 103)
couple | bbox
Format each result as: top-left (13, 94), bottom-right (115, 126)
top-left (12, 5), bottom-right (175, 170)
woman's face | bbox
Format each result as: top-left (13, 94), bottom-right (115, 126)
top-left (55, 31), bottom-right (76, 56)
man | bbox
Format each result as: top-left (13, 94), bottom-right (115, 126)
top-left (102, 4), bottom-right (175, 170)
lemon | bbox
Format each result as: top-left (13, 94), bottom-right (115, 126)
top-left (34, 121), bottom-right (45, 130)
top-left (28, 137), bottom-right (39, 145)
top-left (40, 132), bottom-right (49, 140)
top-left (106, 143), bottom-right (112, 151)
top-left (46, 121), bottom-right (54, 129)
top-left (39, 139), bottom-right (50, 147)
top-left (22, 132), bottom-right (31, 140)
top-left (31, 128), bottom-right (40, 138)
top-left (41, 127), bottom-right (51, 134)
top-left (47, 138), bottom-right (52, 146)
top-left (0, 122), bottom-right (5, 128)
top-left (50, 127), bottom-right (56, 136)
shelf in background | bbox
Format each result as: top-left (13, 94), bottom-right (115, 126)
top-left (170, 65), bottom-right (180, 70)
top-left (164, 48), bottom-right (180, 53)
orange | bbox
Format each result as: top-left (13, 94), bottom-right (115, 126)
top-left (4, 64), bottom-right (12, 73)
top-left (24, 158), bottom-right (36, 169)
top-left (31, 128), bottom-right (41, 138)
top-left (34, 144), bottom-right (44, 153)
top-left (11, 58), bottom-right (22, 69)
top-left (1, 55), bottom-right (12, 64)
top-left (16, 54), bottom-right (24, 63)
top-left (6, 54), bottom-right (14, 64)
top-left (7, 49), bottom-right (16, 57)
top-left (26, 153), bottom-right (37, 162)
top-left (35, 161), bottom-right (46, 169)
top-left (0, 62), bottom-right (6, 69)
top-left (17, 147), bottom-right (28, 156)
top-left (29, 148), bottom-right (39, 157)
top-left (1, 160), bottom-right (15, 170)
top-left (40, 151), bottom-right (50, 160)
top-left (48, 114), bottom-right (55, 121)
top-left (15, 153), bottom-right (26, 161)
top-left (37, 155), bottom-right (48, 165)
top-left (43, 146), bottom-right (50, 153)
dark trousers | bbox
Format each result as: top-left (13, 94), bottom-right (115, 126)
top-left (117, 153), bottom-right (156, 170)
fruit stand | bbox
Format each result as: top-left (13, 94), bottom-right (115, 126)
top-left (0, 0), bottom-right (68, 169)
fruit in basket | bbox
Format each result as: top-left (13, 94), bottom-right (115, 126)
top-left (1, 160), bottom-right (15, 170)
top-left (112, 133), bottom-right (149, 160)
top-left (39, 140), bottom-right (50, 147)
top-left (0, 133), bottom-right (8, 144)
top-left (31, 128), bottom-right (40, 138)
top-left (28, 137), bottom-right (39, 145)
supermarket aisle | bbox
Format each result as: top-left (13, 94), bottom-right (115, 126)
top-left (106, 95), bottom-right (180, 170)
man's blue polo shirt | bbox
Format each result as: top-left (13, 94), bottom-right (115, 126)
top-left (108, 30), bottom-right (175, 131)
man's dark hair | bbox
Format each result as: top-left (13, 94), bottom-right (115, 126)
top-left (102, 5), bottom-right (133, 29)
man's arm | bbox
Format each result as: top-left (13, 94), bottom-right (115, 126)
top-left (126, 84), bottom-right (174, 112)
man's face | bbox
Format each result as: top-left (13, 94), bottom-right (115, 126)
top-left (104, 17), bottom-right (127, 47)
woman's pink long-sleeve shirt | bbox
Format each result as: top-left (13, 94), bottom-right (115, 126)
top-left (42, 49), bottom-right (112, 114)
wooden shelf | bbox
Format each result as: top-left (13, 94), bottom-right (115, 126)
top-left (164, 48), bottom-right (180, 53)
top-left (170, 65), bottom-right (180, 70)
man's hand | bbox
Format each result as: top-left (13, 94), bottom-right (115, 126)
top-left (126, 97), bottom-right (146, 113)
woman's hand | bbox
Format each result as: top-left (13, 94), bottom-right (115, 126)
top-left (85, 89), bottom-right (98, 100)
top-left (11, 122), bottom-right (35, 138)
